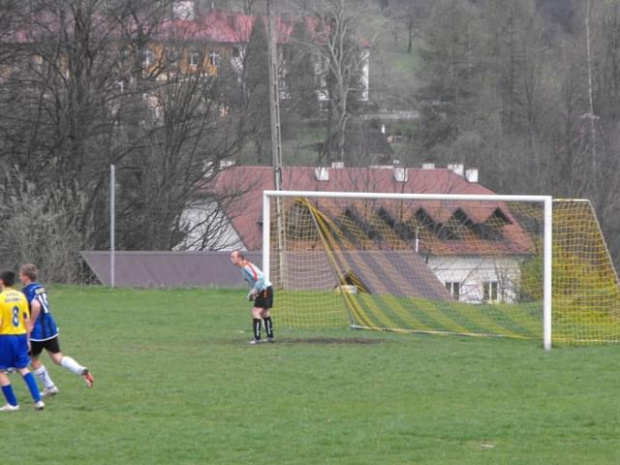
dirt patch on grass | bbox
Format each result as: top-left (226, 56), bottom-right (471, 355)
top-left (279, 337), bottom-right (386, 345)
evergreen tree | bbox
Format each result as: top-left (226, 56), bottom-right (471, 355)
top-left (242, 15), bottom-right (271, 164)
top-left (284, 18), bottom-right (319, 120)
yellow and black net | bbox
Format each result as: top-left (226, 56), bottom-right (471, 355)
top-left (268, 195), bottom-right (620, 345)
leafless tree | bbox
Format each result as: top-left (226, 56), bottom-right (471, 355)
top-left (0, 0), bottom-right (248, 280)
top-left (290, 0), bottom-right (374, 165)
top-left (385, 0), bottom-right (431, 54)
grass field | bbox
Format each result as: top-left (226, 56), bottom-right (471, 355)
top-left (4, 286), bottom-right (620, 465)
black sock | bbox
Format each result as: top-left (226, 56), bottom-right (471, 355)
top-left (263, 317), bottom-right (274, 338)
top-left (253, 318), bottom-right (262, 340)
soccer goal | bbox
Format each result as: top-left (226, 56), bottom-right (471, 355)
top-left (263, 191), bottom-right (620, 349)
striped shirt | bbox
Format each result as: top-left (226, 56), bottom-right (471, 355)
top-left (240, 261), bottom-right (272, 294)
top-left (23, 283), bottom-right (59, 341)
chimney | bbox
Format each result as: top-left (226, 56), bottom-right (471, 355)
top-left (465, 168), bottom-right (479, 183)
top-left (331, 161), bottom-right (344, 169)
top-left (447, 163), bottom-right (464, 176)
top-left (422, 163), bottom-right (435, 170)
top-left (172, 1), bottom-right (195, 20)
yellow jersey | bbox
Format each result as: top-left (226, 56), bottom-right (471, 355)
top-left (0, 287), bottom-right (30, 336)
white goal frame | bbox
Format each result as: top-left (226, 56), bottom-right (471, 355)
top-left (263, 190), bottom-right (553, 351)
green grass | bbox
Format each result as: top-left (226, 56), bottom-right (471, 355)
top-left (4, 286), bottom-right (620, 464)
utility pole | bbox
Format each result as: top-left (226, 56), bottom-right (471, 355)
top-left (266, 0), bottom-right (285, 286)
top-left (266, 0), bottom-right (283, 192)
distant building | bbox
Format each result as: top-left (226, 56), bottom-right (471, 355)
top-left (0, 2), bottom-right (370, 102)
top-left (191, 164), bottom-right (535, 304)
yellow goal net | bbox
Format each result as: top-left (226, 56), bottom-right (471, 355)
top-left (265, 191), bottom-right (620, 346)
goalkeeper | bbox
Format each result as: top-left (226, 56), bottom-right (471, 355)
top-left (230, 250), bottom-right (275, 345)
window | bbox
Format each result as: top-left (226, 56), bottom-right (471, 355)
top-left (166, 48), bottom-right (179, 63)
top-left (143, 49), bottom-right (155, 67)
top-left (445, 282), bottom-right (460, 300)
top-left (120, 47), bottom-right (131, 62)
top-left (189, 50), bottom-right (201, 67)
top-left (232, 46), bottom-right (241, 58)
top-left (209, 51), bottom-right (220, 67)
top-left (483, 281), bottom-right (499, 303)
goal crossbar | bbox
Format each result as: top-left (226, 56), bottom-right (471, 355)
top-left (263, 190), bottom-right (554, 350)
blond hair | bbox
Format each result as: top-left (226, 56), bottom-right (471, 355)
top-left (20, 263), bottom-right (39, 281)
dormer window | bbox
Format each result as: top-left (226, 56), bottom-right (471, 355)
top-left (315, 167), bottom-right (329, 181)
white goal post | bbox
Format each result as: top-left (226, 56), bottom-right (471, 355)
top-left (263, 190), bottom-right (554, 350)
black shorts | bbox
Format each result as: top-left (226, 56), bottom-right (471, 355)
top-left (30, 337), bottom-right (61, 357)
top-left (254, 286), bottom-right (274, 309)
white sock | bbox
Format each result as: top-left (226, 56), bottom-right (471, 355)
top-left (61, 356), bottom-right (86, 375)
top-left (33, 365), bottom-right (56, 389)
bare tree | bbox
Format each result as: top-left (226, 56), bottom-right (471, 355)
top-left (0, 0), bottom-right (141, 279)
top-left (0, 0), bottom-right (249, 279)
top-left (0, 1), bottom-right (22, 62)
top-left (290, 0), bottom-right (374, 165)
top-left (385, 0), bottom-right (431, 54)
top-left (411, 0), bottom-right (620, 270)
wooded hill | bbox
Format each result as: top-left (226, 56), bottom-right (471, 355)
top-left (1, 0), bottom-right (618, 279)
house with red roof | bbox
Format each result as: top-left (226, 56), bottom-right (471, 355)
top-left (1, 2), bottom-right (370, 100)
top-left (152, 3), bottom-right (370, 99)
top-left (185, 164), bottom-right (537, 304)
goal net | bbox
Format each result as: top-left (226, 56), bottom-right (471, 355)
top-left (263, 191), bottom-right (620, 347)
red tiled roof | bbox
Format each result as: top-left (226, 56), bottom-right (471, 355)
top-left (206, 166), bottom-right (535, 254)
top-left (158, 11), bottom-right (281, 44)
top-left (157, 11), bottom-right (366, 46)
top-left (2, 10), bottom-right (315, 46)
top-left (157, 11), bottom-right (368, 47)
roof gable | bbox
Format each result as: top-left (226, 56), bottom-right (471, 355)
top-left (207, 166), bottom-right (532, 253)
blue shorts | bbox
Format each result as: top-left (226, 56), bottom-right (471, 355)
top-left (0, 334), bottom-right (31, 370)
